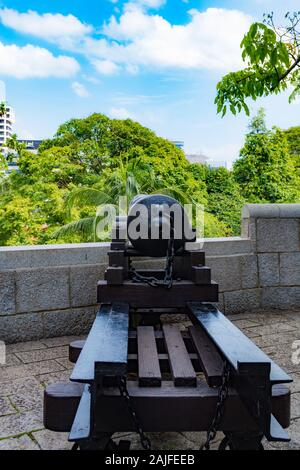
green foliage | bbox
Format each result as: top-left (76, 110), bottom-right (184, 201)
top-left (203, 212), bottom-right (232, 238)
top-left (215, 12), bottom-right (300, 116)
top-left (0, 178), bottom-right (68, 245)
top-left (0, 114), bottom-right (218, 245)
top-left (233, 110), bottom-right (300, 202)
top-left (205, 167), bottom-right (245, 235)
top-left (284, 126), bottom-right (300, 175)
top-left (1, 110), bottom-right (298, 247)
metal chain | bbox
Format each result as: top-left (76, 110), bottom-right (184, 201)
top-left (163, 230), bottom-right (175, 289)
top-left (201, 361), bottom-right (231, 451)
top-left (128, 223), bottom-right (175, 289)
top-left (118, 376), bottom-right (152, 450)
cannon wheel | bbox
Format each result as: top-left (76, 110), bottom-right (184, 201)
top-left (218, 436), bottom-right (265, 451)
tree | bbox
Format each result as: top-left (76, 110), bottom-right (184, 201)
top-left (205, 166), bottom-right (245, 235)
top-left (54, 155), bottom-right (204, 242)
top-left (5, 134), bottom-right (26, 166)
top-left (189, 163), bottom-right (237, 236)
top-left (54, 157), bottom-right (159, 242)
top-left (215, 12), bottom-right (300, 116)
top-left (233, 109), bottom-right (300, 202)
top-left (1, 114), bottom-right (227, 245)
top-left (0, 102), bottom-right (5, 117)
top-left (284, 126), bottom-right (300, 175)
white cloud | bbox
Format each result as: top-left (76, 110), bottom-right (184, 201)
top-left (0, 41), bottom-right (80, 78)
top-left (82, 74), bottom-right (101, 84)
top-left (71, 81), bottom-right (90, 97)
top-left (0, 8), bottom-right (92, 42)
top-left (95, 7), bottom-right (253, 72)
top-left (0, 6), bottom-right (253, 76)
top-left (109, 107), bottom-right (135, 119)
top-left (92, 59), bottom-right (120, 75)
top-left (126, 63), bottom-right (139, 75)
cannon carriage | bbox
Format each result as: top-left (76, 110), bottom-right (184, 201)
top-left (44, 195), bottom-right (292, 450)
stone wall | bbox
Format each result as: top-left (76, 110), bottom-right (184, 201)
top-left (0, 204), bottom-right (299, 343)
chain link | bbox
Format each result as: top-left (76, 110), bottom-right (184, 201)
top-left (118, 376), bottom-right (152, 450)
top-left (201, 361), bottom-right (231, 451)
top-left (129, 223), bottom-right (175, 289)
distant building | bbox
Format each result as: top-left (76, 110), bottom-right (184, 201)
top-left (186, 153), bottom-right (209, 165)
top-left (1, 83), bottom-right (41, 153)
top-left (207, 160), bottom-right (229, 169)
top-left (18, 140), bottom-right (42, 153)
top-left (171, 141), bottom-right (184, 151)
top-left (0, 105), bottom-right (15, 145)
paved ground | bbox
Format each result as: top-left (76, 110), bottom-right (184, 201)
top-left (0, 308), bottom-right (299, 450)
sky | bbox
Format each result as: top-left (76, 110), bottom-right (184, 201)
top-left (0, 0), bottom-right (300, 163)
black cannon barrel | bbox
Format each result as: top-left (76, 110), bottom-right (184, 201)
top-left (127, 194), bottom-right (194, 257)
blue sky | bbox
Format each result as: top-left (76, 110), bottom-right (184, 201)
top-left (0, 0), bottom-right (300, 163)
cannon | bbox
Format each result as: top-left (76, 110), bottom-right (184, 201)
top-left (44, 195), bottom-right (292, 450)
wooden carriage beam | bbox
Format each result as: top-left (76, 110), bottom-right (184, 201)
top-left (70, 303), bottom-right (129, 383)
top-left (44, 381), bottom-right (291, 434)
top-left (187, 302), bottom-right (293, 442)
top-left (98, 281), bottom-right (218, 309)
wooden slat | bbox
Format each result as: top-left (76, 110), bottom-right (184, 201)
top-left (187, 302), bottom-right (292, 385)
top-left (70, 303), bottom-right (129, 383)
top-left (189, 325), bottom-right (223, 387)
top-left (69, 334), bottom-right (197, 364)
top-left (137, 327), bottom-right (161, 387)
top-left (69, 339), bottom-right (200, 374)
top-left (69, 385), bottom-right (91, 442)
top-left (98, 280), bottom-right (218, 308)
top-left (163, 325), bottom-right (197, 387)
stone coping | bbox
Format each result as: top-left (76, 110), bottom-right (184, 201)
top-left (0, 237), bottom-right (252, 270)
top-left (243, 204), bottom-right (300, 219)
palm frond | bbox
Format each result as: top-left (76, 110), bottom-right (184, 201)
top-left (53, 217), bottom-right (96, 241)
top-left (66, 188), bottom-right (111, 217)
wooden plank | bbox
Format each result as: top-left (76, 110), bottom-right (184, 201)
top-left (69, 385), bottom-right (91, 442)
top-left (94, 381), bottom-right (290, 434)
top-left (174, 250), bottom-right (206, 279)
top-left (105, 267), bottom-right (124, 285)
top-left (163, 325), bottom-right (197, 387)
top-left (191, 266), bottom-right (211, 285)
top-left (44, 382), bottom-right (290, 434)
top-left (108, 250), bottom-right (127, 267)
top-left (98, 280), bottom-right (218, 308)
top-left (108, 250), bottom-right (128, 277)
top-left (111, 241), bottom-right (127, 251)
top-left (137, 327), bottom-right (162, 387)
top-left (187, 302), bottom-right (292, 385)
top-left (70, 303), bottom-right (129, 383)
top-left (69, 339), bottom-right (200, 373)
top-left (189, 325), bottom-right (223, 387)
top-left (69, 332), bottom-right (196, 363)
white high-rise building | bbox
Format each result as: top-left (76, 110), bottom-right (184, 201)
top-left (0, 81), bottom-right (15, 145)
top-left (0, 105), bottom-right (15, 145)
